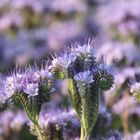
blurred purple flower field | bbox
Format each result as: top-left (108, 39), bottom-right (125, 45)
top-left (0, 0), bottom-right (140, 140)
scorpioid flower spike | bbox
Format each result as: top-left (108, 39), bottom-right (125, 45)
top-left (40, 69), bottom-right (52, 79)
top-left (72, 42), bottom-right (97, 72)
top-left (21, 69), bottom-right (40, 97)
top-left (74, 70), bottom-right (94, 84)
top-left (1, 66), bottom-right (53, 133)
top-left (5, 73), bottom-right (25, 98)
top-left (23, 83), bottom-right (39, 96)
top-left (75, 43), bottom-right (95, 57)
top-left (53, 42), bottom-right (115, 140)
top-left (94, 64), bottom-right (114, 91)
top-left (57, 53), bottom-right (76, 69)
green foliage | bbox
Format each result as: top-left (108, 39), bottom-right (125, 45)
top-left (12, 92), bottom-right (39, 124)
top-left (78, 83), bottom-right (99, 139)
top-left (67, 78), bottom-right (82, 118)
top-left (11, 78), bottom-right (51, 125)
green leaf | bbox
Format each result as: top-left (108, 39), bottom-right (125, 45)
top-left (79, 84), bottom-right (99, 138)
top-left (67, 78), bottom-right (82, 118)
top-left (12, 92), bottom-right (39, 124)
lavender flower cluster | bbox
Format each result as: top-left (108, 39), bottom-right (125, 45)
top-left (51, 41), bottom-right (114, 92)
top-left (0, 0), bottom-right (140, 139)
top-left (0, 0), bottom-right (88, 69)
top-left (0, 41), bottom-right (115, 140)
top-left (37, 107), bottom-right (80, 140)
top-left (0, 41), bottom-right (140, 139)
top-left (97, 0), bottom-right (140, 42)
top-left (0, 67), bottom-right (53, 104)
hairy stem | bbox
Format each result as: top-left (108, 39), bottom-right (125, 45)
top-left (35, 124), bottom-right (44, 140)
top-left (80, 125), bottom-right (85, 140)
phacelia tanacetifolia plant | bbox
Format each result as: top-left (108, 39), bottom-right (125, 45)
top-left (2, 67), bottom-right (54, 140)
top-left (51, 41), bottom-right (115, 140)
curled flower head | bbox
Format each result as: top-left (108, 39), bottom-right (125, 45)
top-left (18, 68), bottom-right (40, 97)
top-left (71, 42), bottom-right (97, 72)
top-left (23, 83), bottom-right (39, 96)
top-left (74, 70), bottom-right (94, 84)
top-left (3, 66), bottom-right (55, 99)
top-left (40, 69), bottom-right (52, 79)
top-left (74, 43), bottom-right (95, 57)
top-left (57, 53), bottom-right (76, 69)
top-left (94, 64), bottom-right (114, 91)
top-left (98, 63), bottom-right (114, 74)
top-left (4, 73), bottom-right (25, 98)
top-left (4, 68), bottom-right (40, 97)
top-left (23, 68), bottom-right (40, 84)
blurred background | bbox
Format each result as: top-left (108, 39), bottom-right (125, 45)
top-left (0, 0), bottom-right (140, 140)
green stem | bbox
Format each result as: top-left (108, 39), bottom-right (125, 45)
top-left (80, 125), bottom-right (89, 140)
top-left (80, 125), bottom-right (85, 140)
top-left (35, 124), bottom-right (44, 140)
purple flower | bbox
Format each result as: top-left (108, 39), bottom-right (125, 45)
top-left (39, 107), bottom-right (80, 129)
top-left (74, 70), bottom-right (94, 84)
top-left (40, 68), bottom-right (52, 79)
top-left (97, 0), bottom-right (140, 37)
top-left (20, 68), bottom-right (40, 96)
top-left (98, 63), bottom-right (114, 75)
top-left (57, 53), bottom-right (76, 69)
top-left (23, 83), bottom-right (39, 96)
top-left (0, 110), bottom-right (28, 135)
top-left (4, 73), bottom-right (25, 98)
top-left (74, 43), bottom-right (96, 57)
